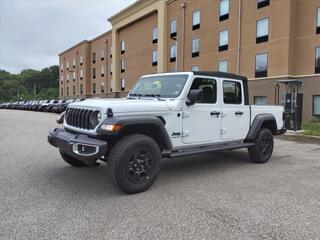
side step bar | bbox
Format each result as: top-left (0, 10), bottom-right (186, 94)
top-left (164, 142), bottom-right (255, 158)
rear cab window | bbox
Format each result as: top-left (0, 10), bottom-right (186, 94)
top-left (223, 80), bottom-right (242, 104)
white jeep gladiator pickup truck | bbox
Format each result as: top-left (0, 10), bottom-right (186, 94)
top-left (48, 72), bottom-right (286, 194)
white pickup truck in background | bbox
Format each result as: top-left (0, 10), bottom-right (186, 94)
top-left (48, 71), bottom-right (286, 194)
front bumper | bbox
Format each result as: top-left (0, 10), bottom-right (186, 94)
top-left (276, 127), bottom-right (287, 135)
top-left (48, 128), bottom-right (107, 166)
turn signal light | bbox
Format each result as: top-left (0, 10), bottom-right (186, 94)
top-left (100, 124), bottom-right (122, 132)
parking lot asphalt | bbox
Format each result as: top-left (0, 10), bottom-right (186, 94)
top-left (0, 110), bottom-right (320, 240)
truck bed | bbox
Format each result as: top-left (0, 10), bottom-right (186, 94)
top-left (250, 105), bottom-right (284, 131)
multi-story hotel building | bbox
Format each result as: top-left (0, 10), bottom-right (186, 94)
top-left (59, 0), bottom-right (320, 121)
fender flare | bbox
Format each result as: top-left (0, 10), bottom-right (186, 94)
top-left (245, 114), bottom-right (277, 141)
top-left (98, 115), bottom-right (173, 150)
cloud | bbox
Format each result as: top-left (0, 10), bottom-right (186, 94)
top-left (0, 0), bottom-right (135, 73)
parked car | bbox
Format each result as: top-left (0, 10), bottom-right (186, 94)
top-left (48, 71), bottom-right (286, 194)
top-left (0, 102), bottom-right (8, 109)
top-left (43, 100), bottom-right (59, 112)
top-left (51, 100), bottom-right (66, 113)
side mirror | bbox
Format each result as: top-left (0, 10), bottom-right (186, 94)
top-left (186, 89), bottom-right (203, 106)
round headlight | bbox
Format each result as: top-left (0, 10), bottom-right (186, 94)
top-left (97, 112), bottom-right (102, 122)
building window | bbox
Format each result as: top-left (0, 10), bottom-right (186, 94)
top-left (92, 83), bottom-right (96, 94)
top-left (313, 95), bottom-right (320, 115)
top-left (73, 85), bottom-right (76, 95)
top-left (80, 56), bottom-right (83, 65)
top-left (223, 81), bottom-right (242, 104)
top-left (315, 47), bottom-right (320, 73)
top-left (101, 81), bottom-right (105, 93)
top-left (61, 88), bottom-right (63, 96)
top-left (80, 70), bottom-right (83, 80)
top-left (121, 60), bottom-right (125, 73)
top-left (170, 20), bottom-right (177, 38)
top-left (192, 10), bottom-right (200, 30)
top-left (255, 53), bottom-right (268, 78)
top-left (191, 66), bottom-right (199, 71)
top-left (66, 73), bottom-right (69, 81)
top-left (219, 29), bottom-right (229, 51)
top-left (72, 58), bottom-right (76, 68)
top-left (101, 66), bottom-right (105, 77)
top-left (72, 72), bottom-right (76, 81)
top-left (220, 0), bottom-right (229, 21)
top-left (152, 50), bottom-right (158, 66)
top-left (93, 68), bottom-right (96, 79)
top-left (92, 52), bottom-right (96, 64)
top-left (110, 63), bottom-right (113, 75)
top-left (170, 44), bottom-right (177, 62)
top-left (192, 38), bottom-right (200, 58)
top-left (254, 96), bottom-right (267, 105)
top-left (152, 27), bottom-right (158, 44)
top-left (66, 61), bottom-right (69, 70)
top-left (317, 8), bottom-right (320, 34)
top-left (121, 78), bottom-right (125, 91)
top-left (120, 41), bottom-right (125, 54)
top-left (80, 84), bottom-right (83, 95)
top-left (101, 49), bottom-right (105, 60)
top-left (257, 0), bottom-right (270, 9)
top-left (110, 79), bottom-right (113, 92)
top-left (60, 75), bottom-right (64, 81)
top-left (67, 87), bottom-right (69, 96)
top-left (60, 64), bottom-right (63, 72)
top-left (218, 60), bottom-right (228, 72)
top-left (256, 18), bottom-right (269, 43)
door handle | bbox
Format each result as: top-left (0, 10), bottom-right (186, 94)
top-left (235, 111), bottom-right (244, 116)
top-left (210, 111), bottom-right (221, 117)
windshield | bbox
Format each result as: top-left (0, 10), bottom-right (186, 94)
top-left (129, 74), bottom-right (189, 98)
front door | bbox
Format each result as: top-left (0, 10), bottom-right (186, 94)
top-left (182, 77), bottom-right (221, 144)
top-left (220, 80), bottom-right (250, 140)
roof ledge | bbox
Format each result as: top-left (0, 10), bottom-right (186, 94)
top-left (108, 0), bottom-right (159, 25)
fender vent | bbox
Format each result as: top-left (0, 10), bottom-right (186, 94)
top-left (65, 107), bottom-right (100, 130)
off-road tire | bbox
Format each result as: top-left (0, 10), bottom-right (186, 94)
top-left (108, 134), bottom-right (161, 194)
top-left (59, 150), bottom-right (89, 167)
top-left (248, 128), bottom-right (274, 163)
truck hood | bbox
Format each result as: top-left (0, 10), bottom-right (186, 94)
top-left (69, 98), bottom-right (171, 114)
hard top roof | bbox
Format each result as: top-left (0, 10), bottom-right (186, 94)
top-left (193, 71), bottom-right (248, 82)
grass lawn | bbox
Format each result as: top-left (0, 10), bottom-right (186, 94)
top-left (302, 122), bottom-right (320, 137)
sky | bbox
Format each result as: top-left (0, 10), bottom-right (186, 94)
top-left (0, 0), bottom-right (136, 74)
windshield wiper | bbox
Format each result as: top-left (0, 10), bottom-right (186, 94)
top-left (142, 94), bottom-right (165, 101)
top-left (128, 93), bottom-right (142, 99)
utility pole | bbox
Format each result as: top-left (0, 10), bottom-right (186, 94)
top-left (17, 88), bottom-right (19, 99)
top-left (33, 83), bottom-right (36, 98)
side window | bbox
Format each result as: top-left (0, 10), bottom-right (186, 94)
top-left (223, 81), bottom-right (242, 104)
top-left (189, 78), bottom-right (217, 104)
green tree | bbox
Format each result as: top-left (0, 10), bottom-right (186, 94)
top-left (0, 65), bottom-right (59, 102)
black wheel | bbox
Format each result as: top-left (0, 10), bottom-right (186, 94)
top-left (108, 134), bottom-right (161, 194)
top-left (59, 150), bottom-right (89, 167)
top-left (248, 128), bottom-right (274, 163)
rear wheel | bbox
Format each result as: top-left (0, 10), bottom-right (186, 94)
top-left (248, 128), bottom-right (274, 163)
top-left (59, 150), bottom-right (89, 167)
top-left (108, 134), bottom-right (161, 194)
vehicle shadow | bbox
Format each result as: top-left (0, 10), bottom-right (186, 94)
top-left (42, 150), bottom-right (251, 197)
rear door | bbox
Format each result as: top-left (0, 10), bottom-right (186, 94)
top-left (220, 79), bottom-right (250, 140)
top-left (182, 77), bottom-right (221, 144)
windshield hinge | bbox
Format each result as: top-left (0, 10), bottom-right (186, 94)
top-left (182, 130), bottom-right (190, 137)
top-left (182, 111), bottom-right (190, 118)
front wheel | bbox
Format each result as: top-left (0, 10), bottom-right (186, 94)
top-left (108, 134), bottom-right (161, 194)
top-left (248, 128), bottom-right (274, 163)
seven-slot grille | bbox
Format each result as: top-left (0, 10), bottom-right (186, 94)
top-left (65, 107), bottom-right (100, 130)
